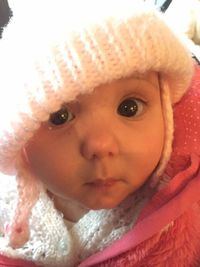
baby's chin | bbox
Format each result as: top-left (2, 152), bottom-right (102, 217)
top-left (84, 195), bottom-right (128, 210)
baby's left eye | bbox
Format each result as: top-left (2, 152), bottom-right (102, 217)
top-left (117, 98), bottom-right (145, 117)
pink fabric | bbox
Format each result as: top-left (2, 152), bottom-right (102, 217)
top-left (0, 255), bottom-right (40, 267)
top-left (79, 63), bottom-right (200, 267)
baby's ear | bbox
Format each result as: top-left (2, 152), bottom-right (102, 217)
top-left (21, 146), bottom-right (31, 166)
top-left (0, 0), bottom-right (12, 38)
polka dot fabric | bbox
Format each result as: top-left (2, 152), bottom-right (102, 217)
top-left (173, 63), bottom-right (200, 156)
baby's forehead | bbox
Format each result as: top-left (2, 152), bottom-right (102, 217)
top-left (128, 71), bottom-right (159, 86)
top-left (96, 71), bottom-right (159, 89)
top-left (86, 71), bottom-right (159, 92)
top-left (64, 71), bottom-right (160, 105)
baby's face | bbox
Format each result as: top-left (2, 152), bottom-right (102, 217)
top-left (24, 72), bottom-right (164, 210)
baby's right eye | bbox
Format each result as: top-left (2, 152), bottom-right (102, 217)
top-left (49, 107), bottom-right (74, 126)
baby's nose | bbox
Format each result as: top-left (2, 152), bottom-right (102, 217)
top-left (80, 130), bottom-right (119, 160)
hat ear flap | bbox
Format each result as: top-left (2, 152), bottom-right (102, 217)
top-left (6, 152), bottom-right (42, 248)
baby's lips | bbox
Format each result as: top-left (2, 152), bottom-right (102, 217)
top-left (86, 177), bottom-right (122, 186)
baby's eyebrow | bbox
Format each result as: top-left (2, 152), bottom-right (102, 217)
top-left (127, 74), bottom-right (159, 89)
top-left (60, 100), bottom-right (79, 108)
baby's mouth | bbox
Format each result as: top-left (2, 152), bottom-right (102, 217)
top-left (85, 177), bottom-right (122, 187)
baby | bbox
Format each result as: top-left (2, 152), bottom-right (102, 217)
top-left (0, 1), bottom-right (199, 267)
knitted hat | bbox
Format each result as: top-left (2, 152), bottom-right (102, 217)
top-left (0, 0), bottom-right (193, 248)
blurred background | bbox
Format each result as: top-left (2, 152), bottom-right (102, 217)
top-left (0, 0), bottom-right (12, 38)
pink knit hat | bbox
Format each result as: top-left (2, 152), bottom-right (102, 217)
top-left (0, 0), bottom-right (193, 247)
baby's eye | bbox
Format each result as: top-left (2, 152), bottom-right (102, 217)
top-left (117, 98), bottom-right (145, 117)
top-left (49, 107), bottom-right (74, 125)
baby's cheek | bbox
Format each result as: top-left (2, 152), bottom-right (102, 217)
top-left (141, 140), bottom-right (163, 172)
